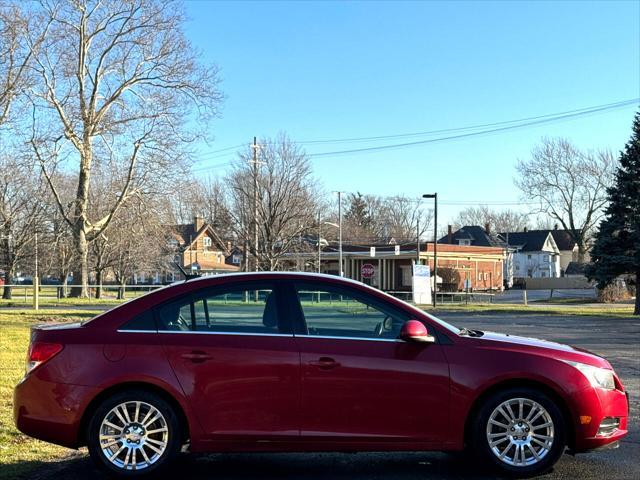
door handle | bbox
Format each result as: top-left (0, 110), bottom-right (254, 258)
top-left (181, 351), bottom-right (213, 363)
top-left (309, 357), bottom-right (341, 370)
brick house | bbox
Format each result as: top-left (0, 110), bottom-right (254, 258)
top-left (167, 216), bottom-right (239, 280)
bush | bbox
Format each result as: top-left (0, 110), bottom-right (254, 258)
top-left (439, 267), bottom-right (460, 292)
top-left (597, 280), bottom-right (631, 303)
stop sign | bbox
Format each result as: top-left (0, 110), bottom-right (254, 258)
top-left (361, 263), bottom-right (375, 279)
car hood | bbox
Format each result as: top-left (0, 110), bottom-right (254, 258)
top-left (471, 331), bottom-right (611, 368)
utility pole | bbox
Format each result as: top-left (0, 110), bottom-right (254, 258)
top-left (416, 218), bottom-right (420, 265)
top-left (33, 231), bottom-right (39, 311)
top-left (317, 211), bottom-right (321, 273)
top-left (250, 137), bottom-right (260, 272)
top-left (336, 191), bottom-right (344, 277)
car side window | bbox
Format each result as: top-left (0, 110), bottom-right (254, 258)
top-left (120, 310), bottom-right (156, 331)
top-left (200, 286), bottom-right (281, 334)
top-left (157, 297), bottom-right (193, 331)
top-left (294, 283), bottom-right (405, 340)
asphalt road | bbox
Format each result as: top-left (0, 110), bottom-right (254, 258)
top-left (19, 312), bottom-right (640, 480)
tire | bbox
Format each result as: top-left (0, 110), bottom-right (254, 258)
top-left (471, 387), bottom-right (566, 478)
top-left (87, 389), bottom-right (182, 477)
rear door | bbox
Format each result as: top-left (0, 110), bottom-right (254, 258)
top-left (289, 281), bottom-right (450, 445)
top-left (159, 281), bottom-right (300, 442)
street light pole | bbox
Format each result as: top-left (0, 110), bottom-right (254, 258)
top-left (335, 191), bottom-right (344, 277)
top-left (422, 193), bottom-right (438, 308)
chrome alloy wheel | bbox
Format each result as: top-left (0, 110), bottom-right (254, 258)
top-left (99, 401), bottom-right (169, 471)
top-left (485, 397), bottom-right (555, 467)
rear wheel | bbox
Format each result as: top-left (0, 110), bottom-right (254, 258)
top-left (87, 390), bottom-right (181, 476)
top-left (472, 387), bottom-right (566, 477)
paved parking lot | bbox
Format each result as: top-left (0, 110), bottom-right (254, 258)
top-left (23, 311), bottom-right (640, 480)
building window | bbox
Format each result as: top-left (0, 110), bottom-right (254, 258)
top-left (527, 254), bottom-right (532, 260)
top-left (478, 272), bottom-right (482, 281)
top-left (203, 236), bottom-right (212, 251)
top-left (483, 272), bottom-right (488, 280)
top-left (232, 254), bottom-right (241, 265)
top-left (541, 271), bottom-right (547, 277)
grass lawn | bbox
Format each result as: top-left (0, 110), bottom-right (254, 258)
top-left (0, 309), bottom-right (96, 479)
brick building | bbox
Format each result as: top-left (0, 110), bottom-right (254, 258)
top-left (291, 242), bottom-right (505, 292)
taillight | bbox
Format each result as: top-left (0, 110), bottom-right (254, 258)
top-left (26, 342), bottom-right (63, 374)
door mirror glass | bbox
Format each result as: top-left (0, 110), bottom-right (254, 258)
top-left (399, 320), bottom-right (435, 343)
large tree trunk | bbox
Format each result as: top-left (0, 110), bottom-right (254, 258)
top-left (576, 243), bottom-right (588, 264)
top-left (95, 269), bottom-right (103, 299)
top-left (635, 270), bottom-right (640, 316)
top-left (2, 268), bottom-right (13, 300)
top-left (117, 279), bottom-right (126, 300)
top-left (69, 228), bottom-right (89, 297)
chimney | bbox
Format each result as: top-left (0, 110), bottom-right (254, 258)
top-left (194, 215), bottom-right (205, 231)
top-left (447, 225), bottom-right (452, 244)
top-left (484, 223), bottom-right (491, 234)
top-left (524, 226), bottom-right (528, 232)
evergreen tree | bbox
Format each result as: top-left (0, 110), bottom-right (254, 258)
top-left (587, 111), bottom-right (640, 315)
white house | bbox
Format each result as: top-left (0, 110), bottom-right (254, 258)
top-left (503, 230), bottom-right (561, 279)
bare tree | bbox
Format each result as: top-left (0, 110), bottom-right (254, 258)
top-left (227, 135), bottom-right (320, 270)
top-left (27, 0), bottom-right (222, 296)
top-left (0, 1), bottom-right (44, 128)
top-left (108, 201), bottom-right (171, 299)
top-left (453, 205), bottom-right (530, 233)
top-left (168, 175), bottom-right (234, 240)
top-left (380, 195), bottom-right (433, 242)
top-left (0, 155), bottom-right (46, 298)
top-left (516, 138), bottom-right (615, 261)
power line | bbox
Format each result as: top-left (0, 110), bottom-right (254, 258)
top-left (188, 98), bottom-right (638, 172)
top-left (307, 99), bottom-right (638, 158)
top-left (297, 98), bottom-right (639, 145)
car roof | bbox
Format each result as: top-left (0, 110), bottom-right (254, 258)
top-left (184, 271), bottom-right (367, 288)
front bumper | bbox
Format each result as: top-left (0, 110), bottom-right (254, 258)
top-left (571, 385), bottom-right (629, 452)
top-left (14, 373), bottom-right (100, 448)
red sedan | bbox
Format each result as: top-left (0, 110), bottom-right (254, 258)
top-left (14, 272), bottom-right (628, 477)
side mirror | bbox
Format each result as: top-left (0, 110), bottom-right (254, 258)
top-left (400, 320), bottom-right (436, 343)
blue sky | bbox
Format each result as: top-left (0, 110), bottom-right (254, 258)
top-left (184, 0), bottom-right (640, 223)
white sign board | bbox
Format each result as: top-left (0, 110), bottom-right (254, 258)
top-left (412, 264), bottom-right (432, 305)
top-left (370, 246), bottom-right (376, 257)
top-left (394, 245), bottom-right (400, 255)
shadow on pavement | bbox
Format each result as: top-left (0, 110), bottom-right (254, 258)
top-left (13, 452), bottom-right (503, 480)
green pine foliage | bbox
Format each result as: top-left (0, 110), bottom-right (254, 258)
top-left (587, 111), bottom-right (640, 314)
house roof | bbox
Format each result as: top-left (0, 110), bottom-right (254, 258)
top-left (501, 229), bottom-right (577, 252)
top-left (438, 226), bottom-right (506, 248)
top-left (169, 223), bottom-right (229, 255)
top-left (501, 230), bottom-right (555, 252)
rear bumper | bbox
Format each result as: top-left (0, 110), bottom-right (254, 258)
top-left (571, 386), bottom-right (629, 452)
top-left (13, 373), bottom-right (100, 449)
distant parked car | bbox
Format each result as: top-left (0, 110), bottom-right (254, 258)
top-left (14, 273), bottom-right (628, 477)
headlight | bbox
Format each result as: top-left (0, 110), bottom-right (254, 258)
top-left (564, 361), bottom-right (615, 390)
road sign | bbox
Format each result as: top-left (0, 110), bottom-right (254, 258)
top-left (394, 245), bottom-right (400, 255)
top-left (361, 263), bottom-right (375, 279)
top-left (370, 246), bottom-right (376, 257)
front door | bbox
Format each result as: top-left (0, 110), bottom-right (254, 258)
top-left (159, 282), bottom-right (299, 441)
top-left (290, 282), bottom-right (450, 445)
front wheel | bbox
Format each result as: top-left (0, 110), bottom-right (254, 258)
top-left (472, 387), bottom-right (566, 477)
top-left (87, 390), bottom-right (182, 476)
